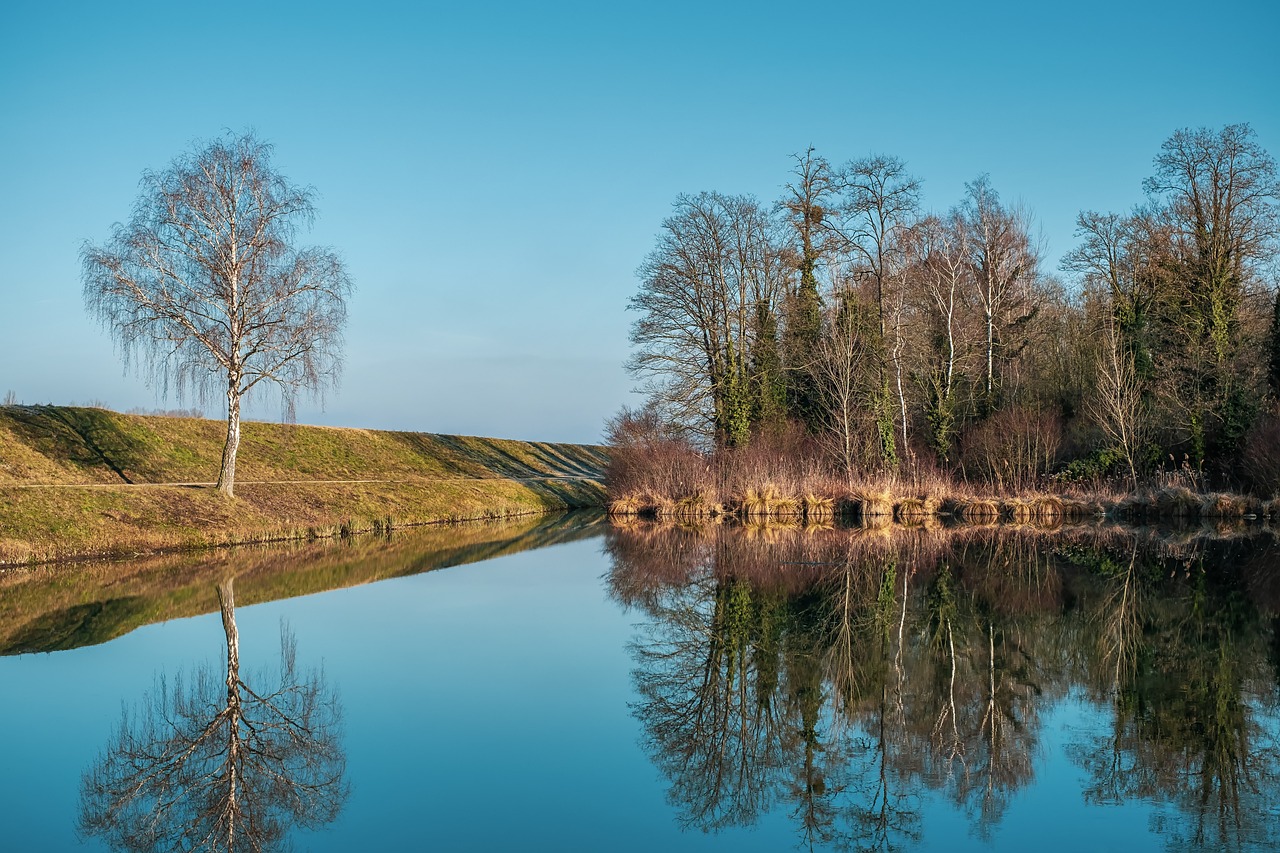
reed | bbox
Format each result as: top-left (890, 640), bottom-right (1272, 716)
top-left (956, 499), bottom-right (1001, 524)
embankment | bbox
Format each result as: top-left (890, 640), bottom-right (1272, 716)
top-left (0, 405), bottom-right (608, 565)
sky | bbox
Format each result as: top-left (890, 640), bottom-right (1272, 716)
top-left (1, 0), bottom-right (1277, 444)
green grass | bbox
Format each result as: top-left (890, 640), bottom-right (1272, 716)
top-left (0, 405), bottom-right (608, 564)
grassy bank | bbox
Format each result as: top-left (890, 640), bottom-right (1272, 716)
top-left (0, 405), bottom-right (608, 565)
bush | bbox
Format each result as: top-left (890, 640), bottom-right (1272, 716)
top-left (603, 406), bottom-right (709, 501)
top-left (1055, 446), bottom-right (1126, 487)
top-left (958, 407), bottom-right (1062, 492)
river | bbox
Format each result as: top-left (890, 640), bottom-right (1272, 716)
top-left (4, 513), bottom-right (1279, 851)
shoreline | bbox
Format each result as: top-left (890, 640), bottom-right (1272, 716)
top-left (607, 485), bottom-right (1278, 527)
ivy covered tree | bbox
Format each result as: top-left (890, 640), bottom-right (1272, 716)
top-left (781, 148), bottom-right (836, 434)
top-left (628, 192), bottom-right (788, 447)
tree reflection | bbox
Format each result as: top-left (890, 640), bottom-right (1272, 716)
top-left (1070, 542), bottom-right (1280, 851)
top-left (609, 521), bottom-right (1280, 851)
top-left (80, 576), bottom-right (347, 852)
top-left (630, 570), bottom-right (787, 831)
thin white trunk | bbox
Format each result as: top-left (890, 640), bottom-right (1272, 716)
top-left (216, 386), bottom-right (241, 497)
top-left (985, 303), bottom-right (995, 399)
top-left (218, 577), bottom-right (241, 849)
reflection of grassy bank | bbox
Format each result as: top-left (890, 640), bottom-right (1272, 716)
top-left (0, 405), bottom-right (608, 565)
top-left (0, 510), bottom-right (605, 655)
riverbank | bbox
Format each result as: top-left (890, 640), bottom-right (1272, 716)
top-left (608, 487), bottom-right (1280, 526)
top-left (0, 405), bottom-right (608, 565)
top-left (604, 450), bottom-right (1274, 525)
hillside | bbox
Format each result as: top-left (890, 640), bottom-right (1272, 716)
top-left (0, 405), bottom-right (608, 565)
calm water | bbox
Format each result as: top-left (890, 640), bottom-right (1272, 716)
top-left (4, 514), bottom-right (1280, 851)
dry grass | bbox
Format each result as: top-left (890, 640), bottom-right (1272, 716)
top-left (602, 422), bottom-right (1272, 531)
top-left (1198, 489), bottom-right (1259, 514)
top-left (801, 493), bottom-right (834, 521)
top-left (956, 499), bottom-right (1001, 524)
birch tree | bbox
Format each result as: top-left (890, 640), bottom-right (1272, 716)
top-left (815, 291), bottom-right (874, 484)
top-left (959, 176), bottom-right (1040, 414)
top-left (1090, 315), bottom-right (1145, 488)
top-left (833, 155), bottom-right (922, 463)
top-left (82, 132), bottom-right (352, 496)
top-left (911, 213), bottom-right (972, 461)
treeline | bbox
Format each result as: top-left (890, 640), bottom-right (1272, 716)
top-left (621, 124), bottom-right (1280, 495)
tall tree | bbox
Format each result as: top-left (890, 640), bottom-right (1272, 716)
top-left (629, 192), bottom-right (788, 446)
top-left (1089, 314), bottom-right (1145, 488)
top-left (909, 213), bottom-right (972, 461)
top-left (1141, 123), bottom-right (1279, 460)
top-left (781, 149), bottom-right (837, 432)
top-left (834, 155), bottom-right (922, 463)
top-left (82, 132), bottom-right (352, 496)
top-left (959, 175), bottom-right (1040, 416)
top-left (815, 293), bottom-right (874, 484)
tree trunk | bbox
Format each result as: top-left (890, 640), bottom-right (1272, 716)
top-left (217, 577), bottom-right (241, 849)
top-left (986, 306), bottom-right (995, 402)
top-left (216, 386), bottom-right (241, 497)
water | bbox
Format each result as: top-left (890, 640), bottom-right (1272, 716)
top-left (4, 514), bottom-right (1280, 851)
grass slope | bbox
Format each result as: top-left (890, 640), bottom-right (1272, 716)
top-left (0, 405), bottom-right (608, 564)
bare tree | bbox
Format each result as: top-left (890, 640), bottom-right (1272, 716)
top-left (910, 213), bottom-right (972, 460)
top-left (815, 291), bottom-right (873, 485)
top-left (79, 576), bottom-right (346, 852)
top-left (628, 192), bottom-right (788, 446)
top-left (959, 176), bottom-right (1040, 414)
top-left (833, 155), bottom-right (922, 463)
top-left (1090, 315), bottom-right (1145, 488)
top-left (82, 132), bottom-right (352, 496)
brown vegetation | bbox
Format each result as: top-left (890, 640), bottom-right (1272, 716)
top-left (605, 411), bottom-right (1275, 529)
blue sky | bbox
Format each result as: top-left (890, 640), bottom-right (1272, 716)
top-left (2, 0), bottom-right (1277, 443)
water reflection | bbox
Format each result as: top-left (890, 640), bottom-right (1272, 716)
top-left (607, 521), bottom-right (1280, 850)
top-left (79, 576), bottom-right (347, 852)
top-left (2, 510), bottom-right (604, 656)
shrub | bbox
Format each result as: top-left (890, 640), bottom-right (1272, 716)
top-left (958, 407), bottom-right (1063, 493)
top-left (603, 406), bottom-right (710, 502)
